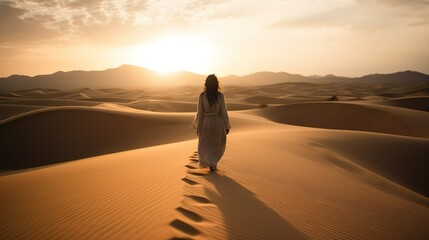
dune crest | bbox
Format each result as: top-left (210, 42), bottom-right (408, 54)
top-left (0, 107), bottom-right (195, 170)
top-left (253, 102), bottom-right (429, 138)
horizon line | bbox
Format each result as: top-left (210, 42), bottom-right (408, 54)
top-left (1, 64), bottom-right (427, 79)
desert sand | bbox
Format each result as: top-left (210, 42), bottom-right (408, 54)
top-left (0, 81), bottom-right (428, 240)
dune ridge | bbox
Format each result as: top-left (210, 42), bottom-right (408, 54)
top-left (375, 96), bottom-right (429, 112)
top-left (253, 101), bottom-right (429, 138)
top-left (0, 106), bottom-right (195, 170)
top-left (311, 130), bottom-right (429, 198)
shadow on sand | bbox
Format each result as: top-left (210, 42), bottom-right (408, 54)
top-left (204, 172), bottom-right (307, 240)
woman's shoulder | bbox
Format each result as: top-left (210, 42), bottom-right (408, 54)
top-left (199, 91), bottom-right (223, 98)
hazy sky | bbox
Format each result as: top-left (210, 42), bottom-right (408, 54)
top-left (1, 0), bottom-right (428, 77)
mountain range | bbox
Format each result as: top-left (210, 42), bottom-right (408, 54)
top-left (0, 64), bottom-right (428, 91)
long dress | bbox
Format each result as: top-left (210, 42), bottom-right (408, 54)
top-left (192, 92), bottom-right (231, 168)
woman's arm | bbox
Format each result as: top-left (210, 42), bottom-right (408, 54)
top-left (192, 93), bottom-right (204, 132)
top-left (220, 93), bottom-right (231, 130)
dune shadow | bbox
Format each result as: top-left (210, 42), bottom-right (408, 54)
top-left (204, 173), bottom-right (307, 240)
top-left (0, 109), bottom-right (195, 172)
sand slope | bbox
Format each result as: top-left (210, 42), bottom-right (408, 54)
top-left (0, 139), bottom-right (194, 240)
top-left (1, 122), bottom-right (428, 239)
top-left (0, 105), bottom-right (268, 171)
top-left (209, 129), bottom-right (429, 239)
top-left (1, 84), bottom-right (428, 239)
top-left (253, 101), bottom-right (429, 138)
top-left (0, 106), bottom-right (195, 170)
top-left (375, 96), bottom-right (429, 112)
top-left (312, 130), bottom-right (429, 198)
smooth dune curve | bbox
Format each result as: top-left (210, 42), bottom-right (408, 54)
top-left (253, 102), bottom-right (429, 138)
top-left (0, 107), bottom-right (195, 170)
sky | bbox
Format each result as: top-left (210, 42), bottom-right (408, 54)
top-left (0, 0), bottom-right (428, 77)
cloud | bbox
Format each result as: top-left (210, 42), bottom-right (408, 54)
top-left (0, 45), bottom-right (28, 59)
top-left (270, 5), bottom-right (386, 31)
top-left (354, 0), bottom-right (429, 7)
top-left (67, 0), bottom-right (105, 8)
top-left (0, 0), bottom-right (149, 49)
top-left (271, 1), bottom-right (429, 31)
top-left (0, 1), bottom-right (60, 44)
top-left (0, 0), bottom-right (228, 47)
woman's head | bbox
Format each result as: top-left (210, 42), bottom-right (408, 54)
top-left (204, 74), bottom-right (221, 107)
top-left (204, 74), bottom-right (220, 93)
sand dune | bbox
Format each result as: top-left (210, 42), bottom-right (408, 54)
top-left (215, 128), bottom-right (429, 239)
top-left (0, 98), bottom-right (99, 120)
top-left (1, 87), bottom-right (262, 114)
top-left (1, 121), bottom-right (428, 239)
top-left (243, 95), bottom-right (318, 104)
top-left (127, 99), bottom-right (258, 112)
top-left (253, 101), bottom-right (429, 138)
top-left (0, 104), bottom-right (267, 171)
top-left (0, 104), bottom-right (42, 120)
top-left (0, 98), bottom-right (100, 107)
top-left (311, 130), bottom-right (429, 198)
top-left (375, 96), bottom-right (429, 112)
top-left (1, 83), bottom-right (428, 239)
top-left (0, 140), bottom-right (193, 240)
top-left (0, 107), bottom-right (195, 170)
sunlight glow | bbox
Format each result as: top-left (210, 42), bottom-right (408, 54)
top-left (129, 36), bottom-right (215, 74)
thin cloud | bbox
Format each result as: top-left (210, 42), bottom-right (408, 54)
top-left (354, 0), bottom-right (429, 7)
top-left (66, 0), bottom-right (105, 8)
top-left (408, 18), bottom-right (429, 26)
top-left (270, 5), bottom-right (386, 31)
top-left (0, 46), bottom-right (29, 59)
top-left (271, 1), bottom-right (429, 31)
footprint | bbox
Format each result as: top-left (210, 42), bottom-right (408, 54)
top-left (170, 237), bottom-right (192, 240)
top-left (189, 158), bottom-right (199, 162)
top-left (170, 219), bottom-right (201, 236)
top-left (187, 171), bottom-right (206, 176)
top-left (185, 195), bottom-right (212, 204)
top-left (182, 178), bottom-right (199, 185)
top-left (176, 207), bottom-right (204, 222)
top-left (185, 164), bottom-right (197, 169)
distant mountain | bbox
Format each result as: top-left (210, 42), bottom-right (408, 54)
top-left (356, 70), bottom-right (429, 84)
top-left (0, 65), bottom-right (205, 91)
top-left (0, 65), bottom-right (428, 91)
top-left (314, 70), bottom-right (429, 85)
top-left (224, 70), bottom-right (429, 86)
top-left (221, 71), bottom-right (309, 86)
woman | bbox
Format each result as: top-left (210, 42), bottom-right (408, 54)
top-left (192, 74), bottom-right (231, 172)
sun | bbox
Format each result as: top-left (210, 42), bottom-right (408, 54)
top-left (129, 35), bottom-right (215, 74)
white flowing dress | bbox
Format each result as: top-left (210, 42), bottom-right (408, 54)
top-left (192, 92), bottom-right (231, 168)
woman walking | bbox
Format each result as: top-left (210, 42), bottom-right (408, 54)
top-left (193, 74), bottom-right (231, 172)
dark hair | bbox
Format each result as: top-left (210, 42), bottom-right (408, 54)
top-left (204, 74), bottom-right (221, 107)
